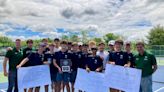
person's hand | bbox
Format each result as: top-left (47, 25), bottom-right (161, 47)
top-left (124, 64), bottom-right (130, 67)
top-left (100, 57), bottom-right (104, 61)
top-left (16, 65), bottom-right (22, 69)
top-left (95, 68), bottom-right (100, 72)
top-left (4, 71), bottom-right (8, 77)
top-left (109, 62), bottom-right (115, 65)
top-left (86, 68), bottom-right (90, 72)
top-left (58, 68), bottom-right (62, 73)
top-left (6, 47), bottom-right (13, 51)
top-left (43, 62), bottom-right (50, 65)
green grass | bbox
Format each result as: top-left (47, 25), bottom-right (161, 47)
top-left (0, 72), bottom-right (8, 83)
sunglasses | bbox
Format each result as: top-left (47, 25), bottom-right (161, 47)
top-left (91, 48), bottom-right (98, 50)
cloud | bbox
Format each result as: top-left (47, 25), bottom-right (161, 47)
top-left (0, 0), bottom-right (164, 41)
top-left (146, 0), bottom-right (164, 4)
top-left (61, 7), bottom-right (75, 19)
top-left (83, 8), bottom-right (98, 15)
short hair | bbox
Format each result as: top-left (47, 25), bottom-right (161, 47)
top-left (136, 42), bottom-right (145, 47)
top-left (125, 41), bottom-right (131, 46)
top-left (72, 42), bottom-right (78, 46)
top-left (82, 43), bottom-right (89, 47)
top-left (115, 39), bottom-right (123, 45)
top-left (16, 39), bottom-right (21, 41)
top-left (26, 39), bottom-right (33, 44)
top-left (88, 41), bottom-right (96, 45)
top-left (49, 43), bottom-right (55, 46)
top-left (60, 40), bottom-right (67, 45)
top-left (54, 38), bottom-right (60, 42)
top-left (67, 41), bottom-right (72, 45)
top-left (42, 38), bottom-right (48, 42)
top-left (98, 42), bottom-right (105, 46)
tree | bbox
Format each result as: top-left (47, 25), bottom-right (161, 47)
top-left (103, 33), bottom-right (119, 44)
top-left (147, 25), bottom-right (164, 45)
top-left (81, 30), bottom-right (88, 43)
top-left (93, 38), bottom-right (103, 45)
top-left (61, 35), bottom-right (69, 41)
top-left (0, 36), bottom-right (13, 47)
top-left (70, 35), bottom-right (79, 42)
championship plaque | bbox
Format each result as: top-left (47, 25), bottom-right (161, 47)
top-left (60, 59), bottom-right (72, 72)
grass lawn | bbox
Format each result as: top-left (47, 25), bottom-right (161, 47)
top-left (0, 72), bottom-right (7, 83)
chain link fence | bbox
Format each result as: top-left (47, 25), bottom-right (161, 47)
top-left (148, 45), bottom-right (164, 65)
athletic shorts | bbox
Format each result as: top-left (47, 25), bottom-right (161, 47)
top-left (50, 72), bottom-right (57, 82)
top-left (70, 71), bottom-right (77, 83)
top-left (56, 72), bottom-right (70, 83)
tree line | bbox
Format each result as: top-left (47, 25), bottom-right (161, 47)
top-left (0, 25), bottom-right (164, 47)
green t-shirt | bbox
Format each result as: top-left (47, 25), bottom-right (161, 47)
top-left (5, 47), bottom-right (23, 71)
top-left (134, 51), bottom-right (157, 77)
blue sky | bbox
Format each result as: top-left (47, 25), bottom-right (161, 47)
top-left (1, 22), bottom-right (99, 39)
top-left (0, 0), bottom-right (164, 41)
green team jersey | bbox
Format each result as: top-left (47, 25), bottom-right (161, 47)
top-left (134, 51), bottom-right (157, 77)
top-left (5, 47), bottom-right (23, 71)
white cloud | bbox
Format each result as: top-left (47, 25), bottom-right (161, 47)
top-left (0, 0), bottom-right (164, 41)
top-left (6, 35), bottom-right (44, 41)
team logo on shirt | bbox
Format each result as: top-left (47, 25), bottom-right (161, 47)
top-left (65, 55), bottom-right (68, 58)
top-left (42, 57), bottom-right (44, 61)
top-left (15, 50), bottom-right (22, 55)
top-left (48, 58), bottom-right (51, 63)
top-left (144, 56), bottom-right (148, 61)
top-left (26, 50), bottom-right (32, 54)
top-left (40, 54), bottom-right (44, 61)
top-left (78, 54), bottom-right (81, 58)
top-left (94, 59), bottom-right (97, 64)
top-left (63, 60), bottom-right (69, 65)
top-left (120, 55), bottom-right (123, 59)
top-left (60, 59), bottom-right (72, 72)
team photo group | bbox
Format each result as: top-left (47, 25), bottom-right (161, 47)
top-left (3, 38), bottom-right (157, 92)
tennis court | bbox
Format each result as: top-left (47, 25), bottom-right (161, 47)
top-left (0, 56), bottom-right (164, 92)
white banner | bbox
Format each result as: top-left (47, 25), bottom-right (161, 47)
top-left (104, 64), bottom-right (142, 92)
top-left (74, 68), bottom-right (108, 92)
top-left (17, 65), bottom-right (51, 90)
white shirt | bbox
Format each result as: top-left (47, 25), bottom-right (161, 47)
top-left (54, 47), bottom-right (61, 52)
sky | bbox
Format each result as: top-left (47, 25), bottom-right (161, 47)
top-left (0, 0), bottom-right (164, 41)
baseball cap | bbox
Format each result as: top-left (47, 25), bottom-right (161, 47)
top-left (125, 41), bottom-right (131, 45)
top-left (108, 40), bottom-right (115, 46)
top-left (98, 42), bottom-right (105, 46)
top-left (78, 42), bottom-right (83, 46)
top-left (115, 39), bottom-right (124, 45)
top-left (39, 43), bottom-right (46, 47)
